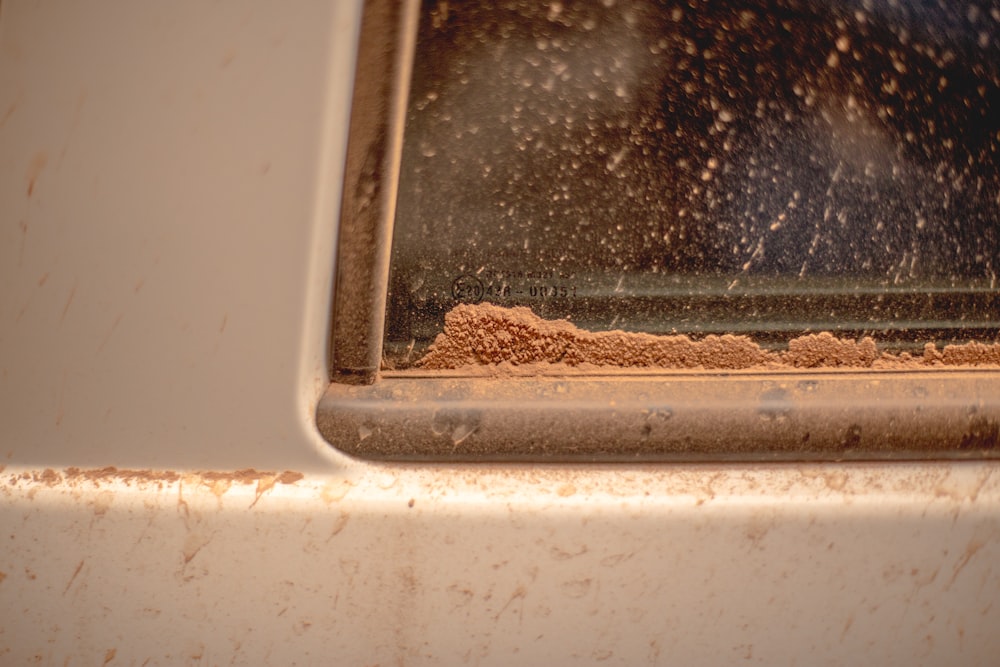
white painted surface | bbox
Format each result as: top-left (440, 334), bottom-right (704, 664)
top-left (0, 0), bottom-right (353, 471)
top-left (1, 2), bottom-right (998, 665)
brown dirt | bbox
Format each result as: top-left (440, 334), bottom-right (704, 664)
top-left (5, 467), bottom-right (307, 490)
top-left (417, 303), bottom-right (1000, 371)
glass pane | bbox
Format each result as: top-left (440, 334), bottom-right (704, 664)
top-left (385, 0), bottom-right (1000, 366)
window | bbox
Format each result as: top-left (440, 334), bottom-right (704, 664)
top-left (319, 0), bottom-right (1000, 461)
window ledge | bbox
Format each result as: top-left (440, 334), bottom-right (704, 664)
top-left (318, 369), bottom-right (1000, 462)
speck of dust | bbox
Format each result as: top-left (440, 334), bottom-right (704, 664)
top-left (417, 303), bottom-right (1000, 371)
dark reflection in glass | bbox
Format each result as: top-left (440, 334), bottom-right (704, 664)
top-left (386, 0), bottom-right (1000, 361)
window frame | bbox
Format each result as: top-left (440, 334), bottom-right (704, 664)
top-left (320, 0), bottom-right (1000, 463)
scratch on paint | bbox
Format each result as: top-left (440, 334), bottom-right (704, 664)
top-left (96, 314), bottom-right (124, 355)
top-left (494, 584), bottom-right (527, 623)
top-left (60, 283), bottom-right (78, 324)
top-left (63, 559), bottom-right (85, 595)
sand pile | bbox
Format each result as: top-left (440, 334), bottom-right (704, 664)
top-left (416, 303), bottom-right (1000, 371)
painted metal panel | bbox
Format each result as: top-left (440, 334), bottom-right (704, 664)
top-left (1, 1), bottom-right (998, 664)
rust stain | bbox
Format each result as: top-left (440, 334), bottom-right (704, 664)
top-left (840, 614), bottom-right (855, 641)
top-left (493, 584), bottom-right (528, 622)
top-left (247, 470), bottom-right (304, 508)
top-left (824, 470), bottom-right (849, 492)
top-left (203, 476), bottom-right (232, 499)
top-left (54, 371), bottom-right (67, 427)
top-left (326, 511), bottom-right (350, 542)
top-left (560, 578), bottom-right (593, 598)
top-left (599, 552), bottom-right (635, 567)
top-left (96, 313), bottom-right (124, 355)
top-left (57, 91), bottom-right (88, 166)
top-left (219, 313), bottom-right (228, 333)
top-left (0, 571), bottom-right (6, 584)
top-left (220, 49), bottom-right (237, 68)
top-left (967, 467), bottom-right (996, 503)
top-left (550, 545), bottom-right (588, 561)
top-left (134, 278), bottom-right (144, 294)
top-left (446, 584), bottom-right (475, 610)
top-left (934, 466), bottom-right (994, 503)
top-left (250, 474), bottom-right (280, 508)
top-left (6, 460), bottom-right (993, 536)
top-left (697, 471), bottom-right (724, 505)
top-left (92, 490), bottom-right (114, 516)
top-left (33, 468), bottom-right (63, 486)
top-left (199, 469), bottom-right (251, 484)
top-left (59, 282), bottom-right (78, 324)
top-left (2, 466), bottom-right (309, 505)
top-left (556, 483), bottom-right (576, 497)
top-left (18, 219), bottom-right (27, 267)
top-left (182, 532), bottom-right (213, 565)
top-left (744, 520), bottom-right (771, 549)
top-left (102, 648), bottom-right (117, 665)
top-left (37, 272), bottom-right (49, 287)
top-left (177, 480), bottom-right (190, 518)
top-left (63, 559), bottom-right (85, 596)
top-left (648, 639), bottom-right (661, 661)
top-left (278, 471), bottom-right (304, 485)
top-left (25, 151), bottom-right (47, 197)
top-left (946, 539), bottom-right (986, 590)
top-left (0, 101), bottom-right (17, 129)
top-left (911, 565), bottom-right (940, 591)
top-left (64, 466), bottom-right (179, 486)
top-left (320, 479), bottom-right (354, 504)
top-left (246, 470), bottom-right (305, 508)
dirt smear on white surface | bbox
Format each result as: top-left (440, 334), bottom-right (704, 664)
top-left (417, 303), bottom-right (1000, 371)
top-left (6, 467), bottom-right (305, 493)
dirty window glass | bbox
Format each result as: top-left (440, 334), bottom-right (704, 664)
top-left (384, 0), bottom-right (1000, 365)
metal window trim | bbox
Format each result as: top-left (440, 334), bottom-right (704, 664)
top-left (318, 370), bottom-right (1000, 461)
top-left (329, 0), bottom-right (419, 385)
